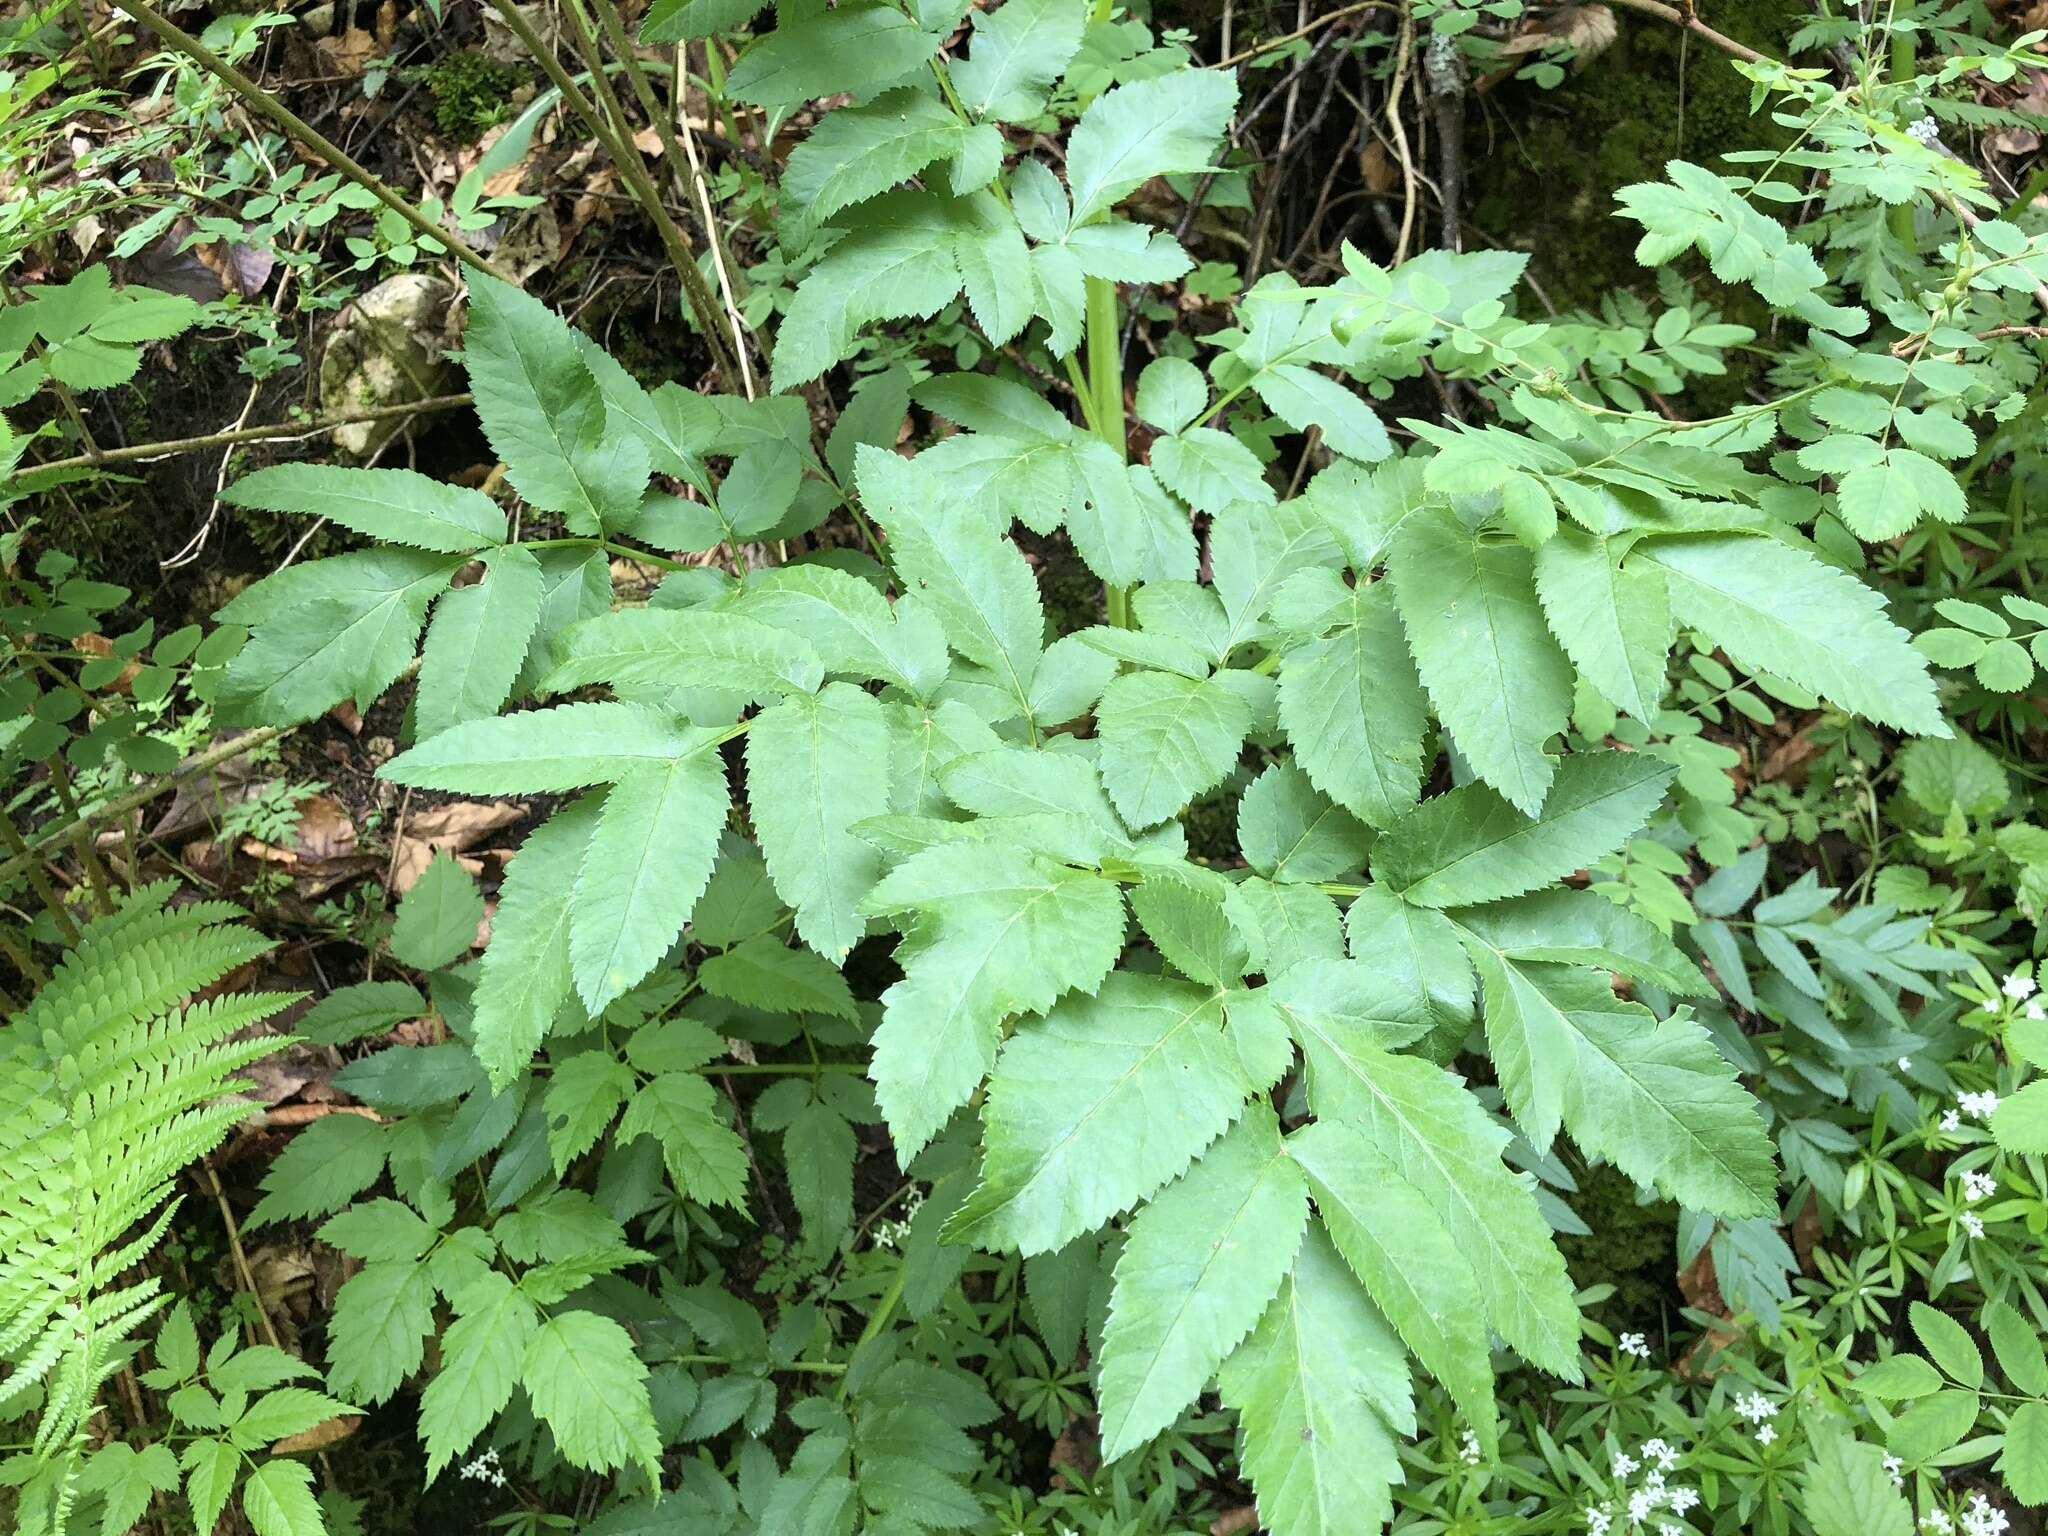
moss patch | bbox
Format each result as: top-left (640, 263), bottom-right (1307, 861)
top-left (1470, 0), bottom-right (1807, 311)
top-left (422, 50), bottom-right (525, 142)
top-left (1557, 1164), bottom-right (1682, 1328)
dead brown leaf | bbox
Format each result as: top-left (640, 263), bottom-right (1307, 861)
top-left (316, 26), bottom-right (379, 78)
top-left (274, 1415), bottom-right (363, 1455)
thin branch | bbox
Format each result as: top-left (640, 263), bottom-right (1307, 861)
top-left (1213, 0), bottom-right (1397, 68)
top-left (1604, 0), bottom-right (1769, 64)
top-left (21, 393), bottom-right (476, 479)
top-left (115, 0), bottom-right (513, 279)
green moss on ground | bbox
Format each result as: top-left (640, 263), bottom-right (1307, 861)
top-left (1470, 0), bottom-right (1806, 311)
top-left (422, 50), bottom-right (525, 142)
top-left (1558, 1164), bottom-right (1682, 1328)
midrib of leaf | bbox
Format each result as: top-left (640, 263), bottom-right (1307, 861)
top-left (255, 572), bottom-right (447, 699)
top-left (583, 765), bottom-right (674, 995)
top-left (1270, 799), bottom-right (1355, 879)
top-left (923, 533), bottom-right (1033, 716)
top-left (498, 337), bottom-right (600, 521)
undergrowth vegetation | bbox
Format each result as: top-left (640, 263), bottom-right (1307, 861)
top-left (2, 0), bottom-right (2048, 1533)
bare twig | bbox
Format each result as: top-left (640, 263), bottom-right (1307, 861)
top-left (1605, 0), bottom-right (1768, 64)
top-left (22, 393), bottom-right (475, 478)
top-left (1213, 0), bottom-right (1397, 68)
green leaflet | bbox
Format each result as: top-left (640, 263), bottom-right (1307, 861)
top-left (860, 445), bottom-right (1043, 715)
top-left (1275, 583), bottom-right (1429, 827)
top-left (725, 6), bottom-right (940, 110)
top-left (1218, 1225), bottom-right (1411, 1536)
top-left (218, 550), bottom-right (462, 727)
top-left (1064, 71), bottom-right (1238, 225)
top-left (953, 193), bottom-right (1036, 347)
top-left (616, 1071), bottom-right (750, 1209)
top-left (1296, 1030), bottom-right (1582, 1376)
top-left (746, 683), bottom-right (892, 961)
top-left (945, 973), bottom-right (1247, 1255)
top-left (1250, 363), bottom-right (1392, 464)
top-left (1520, 965), bottom-right (1777, 1216)
top-left (1238, 761), bottom-right (1373, 885)
top-left (1343, 886), bottom-right (1475, 1056)
top-left (419, 1273), bottom-right (538, 1482)
top-left (1532, 526), bottom-right (1670, 720)
top-left (1388, 505), bottom-right (1573, 816)
top-left (1632, 533), bottom-right (1946, 737)
top-left (326, 1261), bottom-right (435, 1406)
top-left (860, 844), bottom-right (1126, 1158)
top-left (781, 89), bottom-right (963, 223)
top-left (1130, 867), bottom-right (1254, 988)
top-left (465, 271), bottom-right (647, 533)
top-left (1096, 670), bottom-right (1253, 829)
top-left (1151, 426), bottom-right (1274, 513)
top-left (1288, 1121), bottom-right (1496, 1453)
top-left (389, 855), bottom-right (484, 971)
top-left (383, 702), bottom-right (726, 794)
top-left (951, 0), bottom-right (1086, 121)
top-left (415, 544), bottom-right (545, 740)
top-left (542, 607), bottom-right (825, 701)
top-left (697, 936), bottom-right (858, 1020)
top-left (1449, 887), bottom-right (1711, 996)
top-left (521, 1312), bottom-right (662, 1483)
top-left (569, 750), bottom-right (728, 1013)
top-left (1097, 1107), bottom-right (1309, 1461)
top-left (470, 794), bottom-right (604, 1088)
top-left (729, 564), bottom-right (949, 699)
top-left (220, 463), bottom-right (505, 553)
top-left (773, 212), bottom-right (961, 391)
top-left (1464, 942), bottom-right (1577, 1150)
top-left (1370, 750), bottom-right (1675, 908)
top-left (241, 1460), bottom-right (323, 1536)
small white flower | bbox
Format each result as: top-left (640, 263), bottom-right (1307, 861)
top-left (1618, 1331), bottom-right (1651, 1359)
top-left (1884, 1453), bottom-right (1904, 1488)
top-left (1922, 1511), bottom-right (1954, 1534)
top-left (1588, 1509), bottom-right (1613, 1536)
top-left (2027, 1000), bottom-right (2044, 1021)
top-left (1960, 1090), bottom-right (2000, 1122)
top-left (2002, 972), bottom-right (2037, 1001)
top-left (1961, 1492), bottom-right (2011, 1536)
top-left (1898, 1056), bottom-right (1913, 1071)
top-left (1459, 1427), bottom-right (1483, 1466)
top-left (1628, 1487), bottom-right (1658, 1523)
top-left (1982, 997), bottom-right (2001, 1015)
top-left (1642, 1437), bottom-right (1678, 1471)
top-left (1940, 1109), bottom-right (1962, 1134)
top-left (460, 1447), bottom-right (508, 1489)
top-left (1668, 1487), bottom-right (1701, 1515)
top-left (1733, 1390), bottom-right (1778, 1424)
top-left (1756, 1423), bottom-right (1777, 1446)
top-left (1907, 114), bottom-right (1941, 144)
top-left (1612, 1448), bottom-right (1640, 1477)
top-left (1962, 1211), bottom-right (1986, 1239)
top-left (1961, 1169), bottom-right (1997, 1203)
top-left (1660, 1526), bottom-right (1683, 1536)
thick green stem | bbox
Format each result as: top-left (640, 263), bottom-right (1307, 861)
top-left (1085, 276), bottom-right (1133, 628)
top-left (1888, 30), bottom-right (1917, 248)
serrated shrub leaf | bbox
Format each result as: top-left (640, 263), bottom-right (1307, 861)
top-left (1097, 1107), bottom-right (1308, 1461)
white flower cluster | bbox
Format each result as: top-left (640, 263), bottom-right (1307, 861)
top-left (1884, 1453), bottom-right (1904, 1488)
top-left (1921, 1492), bottom-right (2013, 1536)
top-left (460, 1446), bottom-right (508, 1489)
top-left (1907, 115), bottom-right (1941, 144)
top-left (872, 1188), bottom-right (925, 1251)
top-left (1459, 1427), bottom-right (1484, 1466)
top-left (1732, 1390), bottom-right (1779, 1445)
top-left (1981, 972), bottom-right (2043, 1020)
top-left (1960, 1169), bottom-right (1997, 1203)
top-left (1618, 1331), bottom-right (1652, 1360)
top-left (1588, 1438), bottom-right (1698, 1534)
top-left (1958, 1091), bottom-right (2000, 1123)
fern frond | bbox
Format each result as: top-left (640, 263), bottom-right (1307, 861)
top-left (0, 886), bottom-right (293, 1526)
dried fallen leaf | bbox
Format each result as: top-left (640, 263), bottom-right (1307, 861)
top-left (274, 1415), bottom-right (363, 1455)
